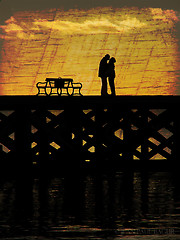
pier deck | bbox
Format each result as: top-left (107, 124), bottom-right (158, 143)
top-left (0, 95), bottom-right (180, 108)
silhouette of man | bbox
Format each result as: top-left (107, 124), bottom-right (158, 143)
top-left (108, 57), bottom-right (116, 96)
top-left (98, 54), bottom-right (110, 96)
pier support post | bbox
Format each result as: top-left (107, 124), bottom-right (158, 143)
top-left (39, 109), bottom-right (49, 173)
top-left (173, 110), bottom-right (180, 164)
top-left (72, 107), bottom-right (82, 165)
top-left (95, 107), bottom-right (104, 166)
top-left (123, 109), bottom-right (133, 161)
top-left (15, 108), bottom-right (32, 175)
top-left (141, 171), bottom-right (149, 214)
top-left (64, 106), bottom-right (82, 168)
top-left (141, 108), bottom-right (149, 161)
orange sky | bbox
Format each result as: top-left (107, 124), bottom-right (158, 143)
top-left (0, 7), bottom-right (179, 95)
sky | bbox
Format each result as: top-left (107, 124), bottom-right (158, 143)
top-left (0, 0), bottom-right (180, 95)
top-left (0, 0), bottom-right (180, 11)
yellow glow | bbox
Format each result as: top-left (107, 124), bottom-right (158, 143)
top-left (0, 7), bottom-right (179, 95)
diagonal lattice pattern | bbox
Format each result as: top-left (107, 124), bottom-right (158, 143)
top-left (0, 106), bottom-right (176, 165)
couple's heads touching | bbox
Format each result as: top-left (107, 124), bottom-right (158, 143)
top-left (104, 54), bottom-right (116, 64)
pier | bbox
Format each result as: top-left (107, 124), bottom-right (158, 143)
top-left (0, 95), bottom-right (179, 174)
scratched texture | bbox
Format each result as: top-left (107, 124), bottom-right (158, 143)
top-left (0, 7), bottom-right (179, 95)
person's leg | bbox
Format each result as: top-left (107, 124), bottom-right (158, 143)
top-left (101, 77), bottom-right (107, 96)
top-left (109, 77), bottom-right (116, 96)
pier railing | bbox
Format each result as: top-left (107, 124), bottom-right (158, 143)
top-left (0, 96), bottom-right (179, 171)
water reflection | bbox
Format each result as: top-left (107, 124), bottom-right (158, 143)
top-left (0, 171), bottom-right (179, 239)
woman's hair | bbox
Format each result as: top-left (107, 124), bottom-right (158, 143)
top-left (109, 57), bottom-right (116, 63)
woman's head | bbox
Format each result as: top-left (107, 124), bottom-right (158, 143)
top-left (109, 57), bottom-right (116, 63)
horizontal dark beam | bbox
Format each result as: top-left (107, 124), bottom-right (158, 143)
top-left (0, 95), bottom-right (179, 109)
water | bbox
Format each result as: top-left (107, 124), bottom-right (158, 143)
top-left (0, 171), bottom-right (179, 239)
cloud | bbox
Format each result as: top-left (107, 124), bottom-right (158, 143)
top-left (0, 14), bottom-right (147, 40)
top-left (0, 16), bottom-right (35, 40)
top-left (150, 8), bottom-right (179, 23)
top-left (0, 7), bottom-right (179, 40)
top-left (33, 17), bottom-right (146, 35)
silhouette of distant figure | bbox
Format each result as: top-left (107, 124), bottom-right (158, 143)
top-left (98, 54), bottom-right (110, 96)
top-left (108, 57), bottom-right (116, 96)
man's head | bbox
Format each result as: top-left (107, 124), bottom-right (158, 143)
top-left (105, 54), bottom-right (110, 60)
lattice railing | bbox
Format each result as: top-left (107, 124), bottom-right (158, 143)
top-left (0, 111), bottom-right (16, 155)
top-left (0, 104), bottom-right (177, 168)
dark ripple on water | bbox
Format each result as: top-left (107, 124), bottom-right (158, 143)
top-left (0, 171), bottom-right (179, 239)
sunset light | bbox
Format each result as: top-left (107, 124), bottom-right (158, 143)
top-left (0, 7), bottom-right (179, 95)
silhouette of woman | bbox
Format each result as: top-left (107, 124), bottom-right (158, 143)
top-left (108, 57), bottom-right (116, 96)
